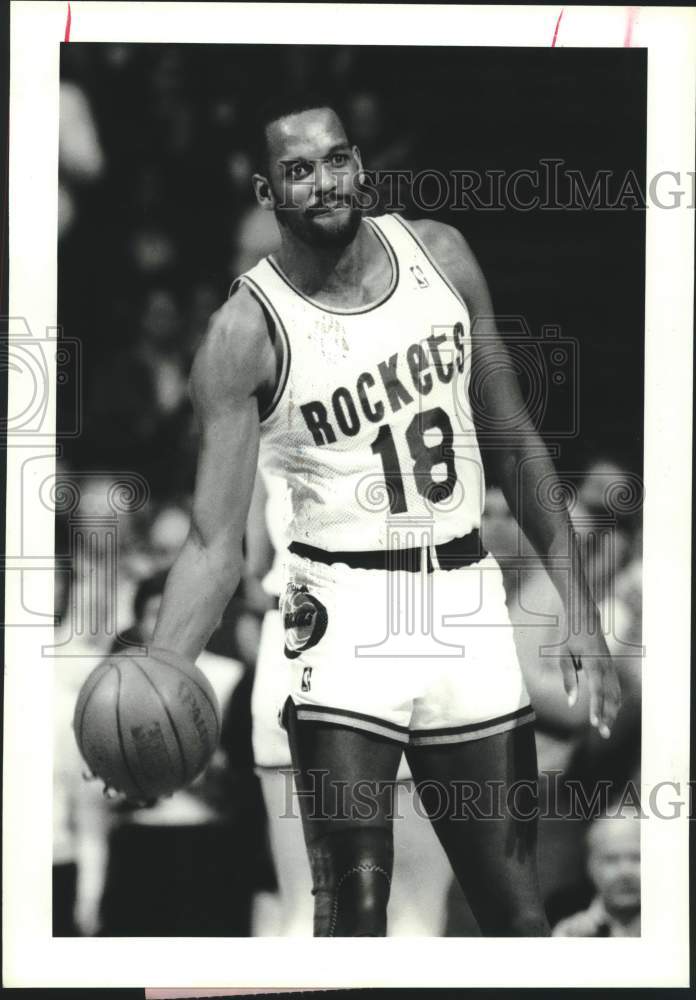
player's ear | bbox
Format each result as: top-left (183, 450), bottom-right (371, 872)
top-left (252, 173), bottom-right (274, 211)
top-left (353, 145), bottom-right (365, 182)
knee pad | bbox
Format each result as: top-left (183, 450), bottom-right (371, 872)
top-left (307, 827), bottom-right (393, 937)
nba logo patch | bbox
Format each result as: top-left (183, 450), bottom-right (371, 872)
top-left (410, 264), bottom-right (429, 288)
top-left (301, 667), bottom-right (312, 692)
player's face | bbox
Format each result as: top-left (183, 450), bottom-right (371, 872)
top-left (263, 108), bottom-right (363, 248)
top-left (588, 819), bottom-right (641, 915)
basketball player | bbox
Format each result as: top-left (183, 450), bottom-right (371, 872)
top-left (151, 94), bottom-right (621, 936)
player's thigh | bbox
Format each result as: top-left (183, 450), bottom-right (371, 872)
top-left (284, 698), bottom-right (404, 840)
top-left (404, 723), bottom-right (542, 915)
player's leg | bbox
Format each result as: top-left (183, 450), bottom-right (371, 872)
top-left (405, 721), bottom-right (550, 936)
top-left (284, 697), bottom-right (404, 937)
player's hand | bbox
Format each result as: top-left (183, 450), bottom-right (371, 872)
top-left (559, 620), bottom-right (622, 739)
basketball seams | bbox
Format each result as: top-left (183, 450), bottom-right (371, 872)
top-left (114, 662), bottom-right (147, 799)
top-left (131, 660), bottom-right (189, 785)
top-left (150, 658), bottom-right (221, 743)
top-left (74, 654), bottom-right (219, 800)
top-left (74, 663), bottom-right (112, 759)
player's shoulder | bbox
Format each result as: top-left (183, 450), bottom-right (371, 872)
top-left (407, 217), bottom-right (480, 297)
top-left (190, 283), bottom-right (272, 408)
top-left (205, 282), bottom-right (269, 350)
top-left (408, 217), bottom-right (470, 255)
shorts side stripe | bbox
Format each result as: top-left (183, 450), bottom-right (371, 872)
top-left (409, 706), bottom-right (536, 747)
top-left (410, 704), bottom-right (534, 738)
top-left (294, 704), bottom-right (410, 744)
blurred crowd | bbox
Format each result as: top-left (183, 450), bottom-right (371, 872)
top-left (55, 45), bottom-right (643, 938)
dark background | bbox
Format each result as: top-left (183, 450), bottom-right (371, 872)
top-left (57, 44), bottom-right (646, 493)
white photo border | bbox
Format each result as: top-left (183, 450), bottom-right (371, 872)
top-left (4, 1), bottom-right (694, 989)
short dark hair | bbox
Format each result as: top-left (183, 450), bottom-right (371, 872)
top-left (133, 569), bottom-right (169, 623)
top-left (252, 90), bottom-right (347, 174)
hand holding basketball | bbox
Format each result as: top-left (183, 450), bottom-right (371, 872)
top-left (73, 647), bottom-right (221, 803)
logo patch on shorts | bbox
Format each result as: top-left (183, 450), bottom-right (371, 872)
top-left (410, 264), bottom-right (429, 288)
top-left (282, 584), bottom-right (328, 660)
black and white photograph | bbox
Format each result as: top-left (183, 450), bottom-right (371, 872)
top-left (3, 2), bottom-right (694, 991)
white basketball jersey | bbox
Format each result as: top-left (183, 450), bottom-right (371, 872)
top-left (232, 213), bottom-right (486, 551)
top-left (258, 461), bottom-right (291, 598)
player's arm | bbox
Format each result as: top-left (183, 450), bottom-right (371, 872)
top-left (412, 219), bottom-right (621, 738)
top-left (242, 469), bottom-right (278, 615)
top-left (152, 288), bottom-right (275, 659)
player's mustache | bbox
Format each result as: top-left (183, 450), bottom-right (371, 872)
top-left (306, 196), bottom-right (354, 212)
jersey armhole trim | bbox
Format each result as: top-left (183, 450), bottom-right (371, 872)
top-left (390, 214), bottom-right (470, 315)
top-left (231, 275), bottom-right (291, 424)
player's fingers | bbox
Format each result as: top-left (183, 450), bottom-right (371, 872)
top-left (559, 655), bottom-right (580, 707)
top-left (599, 663), bottom-right (622, 738)
top-left (587, 662), bottom-right (604, 734)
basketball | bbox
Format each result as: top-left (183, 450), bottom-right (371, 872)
top-left (73, 646), bottom-right (221, 802)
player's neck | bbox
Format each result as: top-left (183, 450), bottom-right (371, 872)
top-left (275, 218), bottom-right (374, 298)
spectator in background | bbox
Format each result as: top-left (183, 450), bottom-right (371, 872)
top-left (553, 812), bottom-right (641, 937)
top-left (148, 503), bottom-right (192, 570)
top-left (59, 79), bottom-right (105, 240)
top-left (563, 460), bottom-right (643, 847)
top-left (133, 285), bottom-right (189, 417)
top-left (85, 284), bottom-right (195, 498)
top-left (578, 457), bottom-right (643, 539)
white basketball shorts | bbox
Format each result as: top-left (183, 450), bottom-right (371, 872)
top-left (277, 547), bottom-right (535, 746)
top-left (252, 609), bottom-right (417, 779)
top-left (251, 605), bottom-right (292, 768)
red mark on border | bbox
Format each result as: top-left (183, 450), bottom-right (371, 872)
top-left (64, 2), bottom-right (71, 43)
top-left (624, 6), bottom-right (637, 47)
top-left (551, 8), bottom-right (564, 47)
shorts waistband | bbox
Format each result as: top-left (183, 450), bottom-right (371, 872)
top-left (287, 529), bottom-right (488, 573)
